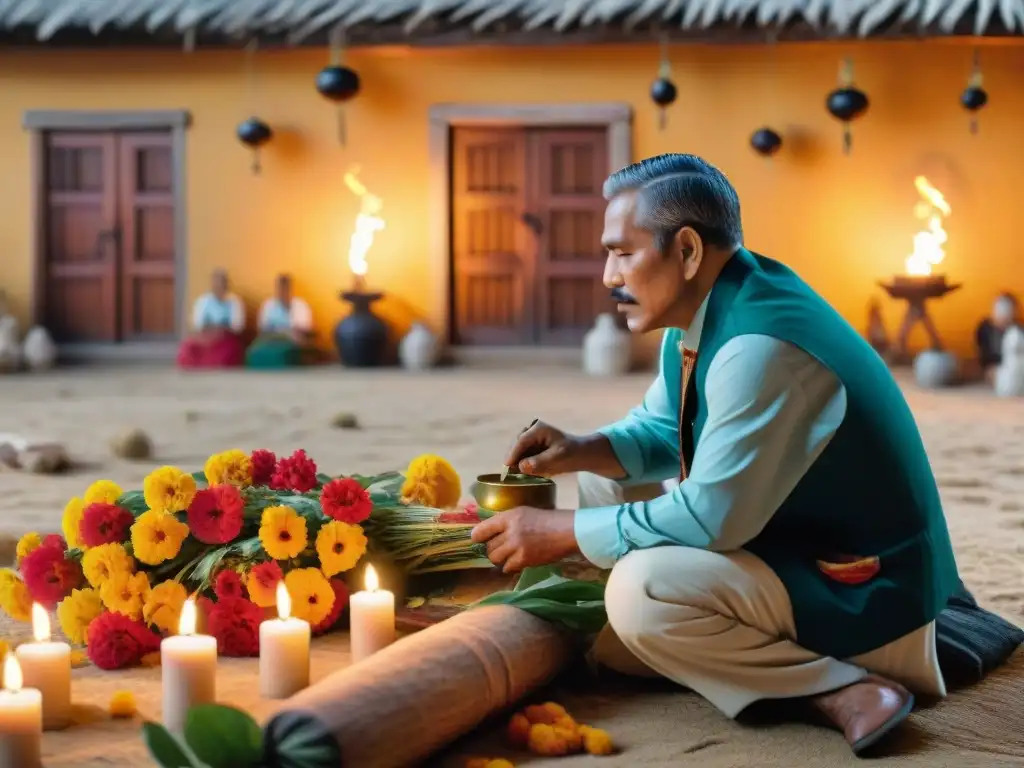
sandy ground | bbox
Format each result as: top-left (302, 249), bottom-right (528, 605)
top-left (1, 364), bottom-right (1022, 767)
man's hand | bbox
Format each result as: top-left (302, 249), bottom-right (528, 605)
top-left (470, 507), bottom-right (579, 573)
top-left (504, 421), bottom-right (625, 478)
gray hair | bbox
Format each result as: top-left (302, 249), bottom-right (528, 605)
top-left (603, 154), bottom-right (743, 251)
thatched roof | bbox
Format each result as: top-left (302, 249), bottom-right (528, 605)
top-left (0, 0), bottom-right (1021, 46)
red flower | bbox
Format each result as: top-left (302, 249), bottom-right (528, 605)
top-left (40, 534), bottom-right (67, 551)
top-left (438, 501), bottom-right (480, 524)
top-left (187, 486), bottom-right (244, 545)
top-left (250, 449), bottom-right (277, 487)
top-left (320, 478), bottom-right (372, 524)
top-left (312, 579), bottom-right (350, 636)
top-left (20, 544), bottom-right (83, 606)
top-left (86, 611), bottom-right (161, 670)
top-left (270, 449), bottom-right (318, 493)
top-left (247, 561), bottom-right (284, 607)
top-left (207, 597), bottom-right (263, 657)
top-left (79, 503), bottom-right (134, 547)
top-left (214, 569), bottom-right (247, 601)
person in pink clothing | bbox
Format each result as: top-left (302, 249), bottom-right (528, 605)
top-left (176, 269), bottom-right (247, 369)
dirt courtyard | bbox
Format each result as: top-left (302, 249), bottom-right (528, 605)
top-left (2, 363), bottom-right (1023, 627)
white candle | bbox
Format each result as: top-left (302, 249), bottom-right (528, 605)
top-left (15, 603), bottom-right (70, 730)
top-left (349, 565), bottom-right (395, 663)
top-left (260, 581), bottom-right (310, 699)
top-left (0, 655), bottom-right (42, 768)
top-left (161, 597), bottom-right (217, 733)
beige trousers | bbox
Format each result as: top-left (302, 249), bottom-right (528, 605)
top-left (579, 472), bottom-right (947, 718)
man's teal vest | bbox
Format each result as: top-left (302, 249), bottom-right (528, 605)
top-left (693, 248), bottom-right (960, 659)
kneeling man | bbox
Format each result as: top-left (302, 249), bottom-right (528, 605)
top-left (472, 154), bottom-right (959, 755)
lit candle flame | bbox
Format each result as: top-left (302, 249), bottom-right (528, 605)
top-left (31, 603), bottom-right (50, 643)
top-left (276, 580), bottom-right (292, 621)
top-left (343, 166), bottom-right (385, 280)
top-left (905, 176), bottom-right (950, 277)
top-left (178, 597), bottom-right (197, 636)
top-left (4, 654), bottom-right (22, 693)
top-left (364, 564), bottom-right (379, 592)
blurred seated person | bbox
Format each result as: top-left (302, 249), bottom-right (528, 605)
top-left (176, 269), bottom-right (246, 369)
top-left (975, 292), bottom-right (1020, 383)
top-left (245, 274), bottom-right (316, 369)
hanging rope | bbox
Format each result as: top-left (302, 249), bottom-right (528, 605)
top-left (969, 48), bottom-right (984, 135)
top-left (330, 24), bottom-right (349, 146)
top-left (244, 38), bottom-right (263, 174)
top-left (657, 33), bottom-right (672, 131)
top-left (840, 57), bottom-right (854, 154)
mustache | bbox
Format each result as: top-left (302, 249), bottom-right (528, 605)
top-left (611, 286), bottom-right (639, 305)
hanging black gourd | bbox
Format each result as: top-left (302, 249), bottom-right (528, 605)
top-left (650, 36), bottom-right (677, 131)
top-left (826, 58), bottom-right (869, 155)
top-left (318, 26), bottom-right (361, 147)
top-left (750, 128), bottom-right (782, 157)
top-left (236, 117), bottom-right (272, 175)
top-left (961, 50), bottom-right (987, 135)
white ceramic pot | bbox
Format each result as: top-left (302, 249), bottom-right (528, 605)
top-left (583, 313), bottom-right (632, 377)
top-left (22, 326), bottom-right (57, 371)
top-left (913, 350), bottom-right (959, 389)
top-left (399, 322), bottom-right (440, 370)
top-left (0, 318), bottom-right (21, 373)
top-left (994, 326), bottom-right (1024, 397)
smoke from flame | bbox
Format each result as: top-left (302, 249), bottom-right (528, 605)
top-left (905, 176), bottom-right (950, 277)
top-left (343, 166), bottom-right (384, 278)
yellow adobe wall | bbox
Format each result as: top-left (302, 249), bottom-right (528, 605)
top-left (1, 40), bottom-right (1022, 357)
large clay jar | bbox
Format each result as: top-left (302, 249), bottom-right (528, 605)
top-left (994, 326), bottom-right (1024, 398)
top-left (583, 313), bottom-right (631, 377)
top-left (22, 326), bottom-right (56, 371)
top-left (398, 322), bottom-right (440, 370)
top-left (913, 349), bottom-right (959, 389)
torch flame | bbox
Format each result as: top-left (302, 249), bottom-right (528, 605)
top-left (905, 176), bottom-right (950, 277)
top-left (343, 166), bottom-right (385, 280)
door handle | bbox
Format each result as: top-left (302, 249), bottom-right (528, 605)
top-left (94, 228), bottom-right (119, 260)
top-left (520, 212), bottom-right (543, 236)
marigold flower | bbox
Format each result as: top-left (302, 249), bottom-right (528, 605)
top-left (70, 649), bottom-right (89, 667)
top-left (20, 542), bottom-right (83, 607)
top-left (258, 506), bottom-right (307, 560)
top-left (214, 569), bottom-right (246, 601)
top-left (57, 587), bottom-right (104, 645)
top-left (250, 449), bottom-right (277, 486)
top-left (320, 478), bottom-right (372, 524)
top-left (527, 723), bottom-right (581, 756)
top-left (61, 497), bottom-right (86, 550)
top-left (78, 502), bottom-right (134, 548)
top-left (187, 485), bottom-right (244, 544)
top-left (578, 725), bottom-right (614, 755)
top-left (401, 454), bottom-right (461, 509)
top-left (204, 449), bottom-right (253, 488)
top-left (142, 581), bottom-right (187, 635)
top-left (283, 568), bottom-right (334, 626)
top-left (315, 521), bottom-right (367, 577)
top-left (246, 561), bottom-right (283, 608)
top-left (109, 690), bottom-right (137, 718)
top-left (312, 578), bottom-right (350, 636)
top-left (465, 760), bottom-right (515, 768)
top-left (271, 449), bottom-right (318, 493)
top-left (84, 480), bottom-right (123, 505)
top-left (207, 596), bottom-right (262, 657)
top-left (86, 611), bottom-right (160, 670)
top-left (131, 511), bottom-right (189, 566)
top-left (0, 571), bottom-right (33, 622)
top-left (82, 543), bottom-right (134, 589)
top-left (99, 571), bottom-right (151, 621)
top-left (522, 702), bottom-right (571, 725)
top-left (507, 713), bottom-right (531, 747)
top-left (15, 532), bottom-right (42, 565)
top-left (143, 466), bottom-right (197, 514)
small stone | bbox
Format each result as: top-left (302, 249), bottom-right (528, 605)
top-left (0, 535), bottom-right (17, 566)
top-left (183, 410), bottom-right (199, 423)
top-left (330, 412), bottom-right (360, 430)
top-left (111, 428), bottom-right (153, 461)
top-left (19, 446), bottom-right (70, 474)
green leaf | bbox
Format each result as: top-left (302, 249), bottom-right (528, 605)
top-left (118, 491), bottom-right (150, 515)
top-left (514, 565), bottom-right (560, 592)
top-left (264, 710), bottom-right (341, 768)
top-left (191, 471), bottom-right (208, 485)
top-left (142, 721), bottom-right (203, 768)
top-left (183, 704), bottom-right (262, 768)
top-left (472, 573), bottom-right (608, 634)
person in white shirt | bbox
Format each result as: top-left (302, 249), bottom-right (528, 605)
top-left (177, 269), bottom-right (247, 368)
top-left (246, 274), bottom-right (317, 368)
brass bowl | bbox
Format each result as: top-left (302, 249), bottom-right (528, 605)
top-left (471, 473), bottom-right (557, 513)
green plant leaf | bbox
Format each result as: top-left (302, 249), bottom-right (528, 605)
top-left (184, 704), bottom-right (262, 768)
top-left (264, 710), bottom-right (342, 768)
top-left (514, 565), bottom-right (560, 591)
top-left (473, 573), bottom-right (608, 634)
top-left (142, 721), bottom-right (203, 768)
top-left (191, 471), bottom-right (208, 485)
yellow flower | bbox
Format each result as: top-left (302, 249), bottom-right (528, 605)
top-left (82, 543), bottom-right (135, 588)
top-left (142, 581), bottom-right (187, 635)
top-left (131, 511), bottom-right (189, 566)
top-left (0, 639), bottom-right (9, 660)
top-left (401, 454), bottom-right (462, 509)
top-left (15, 533), bottom-right (42, 565)
top-left (84, 480), bottom-right (123, 505)
top-left (100, 571), bottom-right (151, 621)
top-left (259, 506), bottom-right (307, 560)
top-left (204, 449), bottom-right (253, 488)
top-left (62, 498), bottom-right (85, 550)
top-left (109, 690), bottom-right (137, 718)
top-left (283, 568), bottom-right (334, 626)
top-left (316, 522), bottom-right (367, 577)
top-left (0, 572), bottom-right (33, 622)
top-left (57, 588), bottom-right (104, 645)
top-left (70, 649), bottom-right (89, 668)
top-left (143, 466), bottom-right (197, 514)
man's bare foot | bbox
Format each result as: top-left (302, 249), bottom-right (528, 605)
top-left (811, 674), bottom-right (915, 756)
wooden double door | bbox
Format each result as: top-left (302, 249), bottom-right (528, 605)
top-left (37, 130), bottom-right (177, 343)
top-left (451, 126), bottom-right (615, 346)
